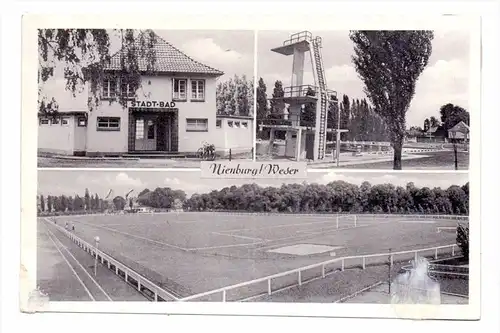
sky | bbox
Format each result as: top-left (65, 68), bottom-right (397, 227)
top-left (39, 29), bottom-right (255, 111)
top-left (37, 170), bottom-right (469, 198)
top-left (257, 30), bottom-right (471, 128)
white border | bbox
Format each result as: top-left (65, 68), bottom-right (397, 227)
top-left (6, 1), bottom-right (496, 328)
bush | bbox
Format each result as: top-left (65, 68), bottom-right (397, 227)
top-left (456, 223), bottom-right (469, 260)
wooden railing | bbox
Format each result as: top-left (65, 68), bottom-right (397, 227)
top-left (44, 218), bottom-right (179, 302)
top-left (179, 244), bottom-right (459, 302)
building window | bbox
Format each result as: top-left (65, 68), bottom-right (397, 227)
top-left (97, 117), bottom-right (120, 131)
top-left (228, 121), bottom-right (233, 128)
top-left (216, 119), bottom-right (222, 128)
top-left (77, 117), bottom-right (87, 127)
top-left (40, 118), bottom-right (50, 125)
top-left (191, 80), bottom-right (205, 101)
top-left (120, 81), bottom-right (135, 99)
top-left (135, 119), bottom-right (144, 139)
top-left (147, 120), bottom-right (155, 139)
top-left (103, 78), bottom-right (117, 99)
top-left (51, 117), bottom-right (60, 125)
top-left (242, 121), bottom-right (248, 129)
top-left (61, 117), bottom-right (70, 125)
top-left (186, 118), bottom-right (208, 132)
top-left (173, 79), bottom-right (187, 101)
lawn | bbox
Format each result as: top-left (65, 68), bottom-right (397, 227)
top-left (342, 151), bottom-right (469, 170)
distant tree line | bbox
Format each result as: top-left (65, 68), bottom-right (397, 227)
top-left (183, 181), bottom-right (469, 215)
top-left (256, 78), bottom-right (390, 141)
top-left (39, 181), bottom-right (469, 216)
top-left (38, 188), bottom-right (127, 214)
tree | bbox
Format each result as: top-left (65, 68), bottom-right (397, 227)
top-left (456, 223), bottom-right (469, 260)
top-left (40, 195), bottom-right (45, 212)
top-left (113, 196), bottom-right (126, 210)
top-left (350, 30), bottom-right (434, 169)
top-left (429, 116), bottom-right (440, 128)
top-left (84, 188), bottom-right (91, 211)
top-left (256, 78), bottom-right (268, 120)
top-left (269, 81), bottom-right (285, 115)
top-left (439, 103), bottom-right (470, 133)
top-left (47, 196), bottom-right (53, 213)
top-left (38, 29), bottom-right (160, 114)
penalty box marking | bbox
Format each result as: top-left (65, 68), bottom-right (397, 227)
top-left (211, 231), bottom-right (268, 242)
top-left (221, 218), bottom-right (353, 233)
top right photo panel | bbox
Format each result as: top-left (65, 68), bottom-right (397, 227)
top-left (255, 29), bottom-right (473, 170)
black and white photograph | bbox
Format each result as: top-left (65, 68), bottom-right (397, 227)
top-left (255, 30), bottom-right (473, 170)
top-left (37, 29), bottom-right (255, 168)
top-left (36, 169), bottom-right (470, 308)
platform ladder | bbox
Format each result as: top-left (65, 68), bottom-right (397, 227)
top-left (311, 37), bottom-right (328, 160)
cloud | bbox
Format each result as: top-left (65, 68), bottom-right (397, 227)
top-left (319, 172), bottom-right (467, 189)
top-left (181, 38), bottom-right (244, 65)
top-left (164, 177), bottom-right (181, 186)
top-left (114, 172), bottom-right (143, 187)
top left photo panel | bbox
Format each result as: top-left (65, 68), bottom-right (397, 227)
top-left (36, 29), bottom-right (255, 169)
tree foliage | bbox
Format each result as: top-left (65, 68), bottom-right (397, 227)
top-left (349, 30), bottom-right (434, 169)
top-left (456, 223), bottom-right (469, 259)
top-left (439, 103), bottom-right (470, 132)
top-left (38, 180), bottom-right (469, 217)
top-left (38, 29), bottom-right (159, 114)
top-left (216, 75), bottom-right (254, 116)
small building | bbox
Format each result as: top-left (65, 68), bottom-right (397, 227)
top-left (214, 114), bottom-right (254, 157)
top-left (405, 129), bottom-right (421, 143)
top-left (417, 126), bottom-right (448, 143)
top-left (448, 121), bottom-right (470, 143)
top-left (38, 32), bottom-right (253, 158)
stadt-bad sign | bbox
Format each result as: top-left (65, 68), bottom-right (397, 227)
top-left (129, 100), bottom-right (176, 108)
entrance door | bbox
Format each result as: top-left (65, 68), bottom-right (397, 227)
top-left (305, 133), bottom-right (315, 160)
top-left (156, 115), bottom-right (170, 151)
top-left (134, 117), bottom-right (157, 151)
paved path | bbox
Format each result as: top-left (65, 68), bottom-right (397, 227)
top-left (38, 220), bottom-right (148, 301)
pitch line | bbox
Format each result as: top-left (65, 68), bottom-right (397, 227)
top-left (221, 218), bottom-right (353, 233)
top-left (69, 220), bottom-right (189, 251)
top-left (211, 231), bottom-right (267, 242)
top-left (44, 222), bottom-right (113, 301)
top-left (41, 223), bottom-right (96, 301)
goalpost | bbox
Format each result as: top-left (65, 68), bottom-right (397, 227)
top-left (335, 214), bottom-right (358, 229)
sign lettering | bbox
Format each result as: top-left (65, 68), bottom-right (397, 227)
top-left (130, 100), bottom-right (176, 108)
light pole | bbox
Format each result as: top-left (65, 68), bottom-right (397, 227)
top-left (94, 236), bottom-right (100, 277)
top-left (335, 96), bottom-right (340, 167)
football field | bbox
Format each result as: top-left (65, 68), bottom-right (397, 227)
top-left (38, 212), bottom-right (464, 301)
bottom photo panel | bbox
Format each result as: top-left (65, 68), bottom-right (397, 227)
top-left (36, 170), bottom-right (470, 305)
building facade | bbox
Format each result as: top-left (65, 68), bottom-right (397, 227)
top-left (38, 34), bottom-right (253, 157)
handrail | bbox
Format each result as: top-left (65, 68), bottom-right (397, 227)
top-left (44, 218), bottom-right (179, 301)
top-left (180, 243), bottom-right (458, 302)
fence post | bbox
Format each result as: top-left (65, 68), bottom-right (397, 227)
top-left (362, 257), bottom-right (366, 270)
top-left (414, 251), bottom-right (418, 262)
top-left (222, 290), bottom-right (227, 302)
top-left (138, 281), bottom-right (141, 291)
top-left (452, 245), bottom-right (455, 256)
top-left (154, 292), bottom-right (158, 302)
top-left (229, 149), bottom-right (232, 161)
top-left (435, 248), bottom-right (438, 260)
top-left (268, 279), bottom-right (272, 295)
top-left (298, 271), bottom-right (302, 286)
top-left (322, 265), bottom-right (325, 278)
top-left (390, 254), bottom-right (393, 267)
top-left (125, 272), bottom-right (128, 282)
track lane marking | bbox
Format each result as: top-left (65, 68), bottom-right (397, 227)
top-left (45, 223), bottom-right (113, 301)
top-left (41, 223), bottom-right (95, 301)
